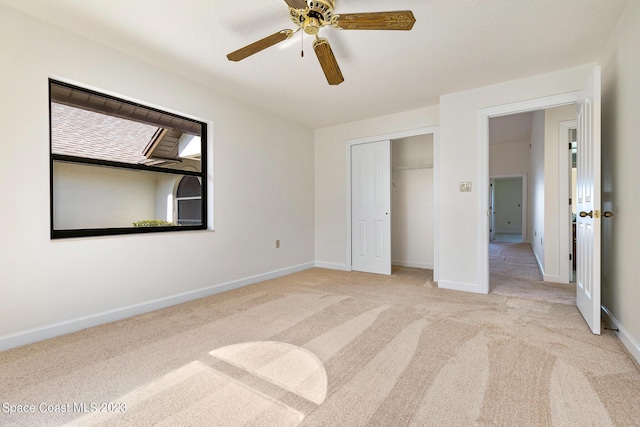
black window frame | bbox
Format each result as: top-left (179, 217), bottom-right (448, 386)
top-left (49, 79), bottom-right (208, 239)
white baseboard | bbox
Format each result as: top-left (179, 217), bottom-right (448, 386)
top-left (315, 261), bottom-right (350, 271)
top-left (0, 262), bottom-right (315, 352)
top-left (392, 260), bottom-right (434, 270)
top-left (533, 249), bottom-right (545, 277)
top-left (601, 306), bottom-right (640, 366)
top-left (438, 280), bottom-right (486, 294)
top-left (543, 274), bottom-right (563, 283)
top-left (518, 245), bottom-right (565, 284)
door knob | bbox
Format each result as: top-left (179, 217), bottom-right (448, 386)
top-left (603, 211), bottom-right (614, 218)
top-left (579, 211), bottom-right (593, 218)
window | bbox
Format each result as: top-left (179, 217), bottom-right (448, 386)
top-left (49, 79), bottom-right (207, 238)
top-left (175, 176), bottom-right (202, 225)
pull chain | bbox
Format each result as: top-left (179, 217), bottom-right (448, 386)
top-left (301, 29), bottom-right (304, 57)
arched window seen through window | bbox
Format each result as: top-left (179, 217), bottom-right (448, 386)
top-left (176, 176), bottom-right (202, 225)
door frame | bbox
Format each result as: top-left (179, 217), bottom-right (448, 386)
top-left (489, 178), bottom-right (496, 241)
top-left (489, 174), bottom-right (528, 242)
top-left (559, 119), bottom-right (577, 283)
top-left (479, 92), bottom-right (581, 293)
top-left (345, 126), bottom-right (440, 280)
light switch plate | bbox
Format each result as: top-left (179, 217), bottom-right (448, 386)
top-left (459, 182), bottom-right (472, 192)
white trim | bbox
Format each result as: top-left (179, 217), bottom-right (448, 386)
top-left (0, 262), bottom-right (314, 352)
top-left (392, 260), bottom-right (434, 270)
top-left (533, 248), bottom-right (545, 277)
top-left (345, 126), bottom-right (440, 281)
top-left (315, 261), bottom-right (349, 271)
top-left (207, 120), bottom-right (215, 231)
top-left (433, 127), bottom-right (440, 283)
top-left (558, 120), bottom-right (577, 283)
top-left (438, 280), bottom-right (484, 294)
top-left (479, 91), bottom-right (582, 294)
top-left (601, 306), bottom-right (640, 365)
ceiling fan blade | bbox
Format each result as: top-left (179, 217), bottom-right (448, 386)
top-left (332, 11), bottom-right (416, 31)
top-left (227, 30), bottom-right (294, 62)
top-left (313, 38), bottom-right (344, 86)
top-left (283, 0), bottom-right (308, 10)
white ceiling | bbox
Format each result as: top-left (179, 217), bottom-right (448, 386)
top-left (0, 0), bottom-right (627, 129)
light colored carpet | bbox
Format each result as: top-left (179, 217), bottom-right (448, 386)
top-left (490, 242), bottom-right (576, 305)
top-left (1, 267), bottom-right (639, 426)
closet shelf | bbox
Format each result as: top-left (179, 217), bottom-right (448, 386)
top-left (393, 163), bottom-right (433, 172)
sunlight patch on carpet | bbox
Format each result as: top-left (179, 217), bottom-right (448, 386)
top-left (210, 341), bottom-right (328, 405)
top-left (65, 360), bottom-right (303, 426)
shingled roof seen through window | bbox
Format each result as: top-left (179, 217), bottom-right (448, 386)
top-left (51, 102), bottom-right (159, 165)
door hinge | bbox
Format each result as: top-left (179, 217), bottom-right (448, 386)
top-left (569, 254), bottom-right (572, 261)
top-left (569, 142), bottom-right (572, 150)
top-left (569, 198), bottom-right (572, 205)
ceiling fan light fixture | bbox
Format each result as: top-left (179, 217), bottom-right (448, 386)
top-left (303, 16), bottom-right (321, 35)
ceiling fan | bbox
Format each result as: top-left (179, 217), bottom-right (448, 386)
top-left (227, 0), bottom-right (416, 85)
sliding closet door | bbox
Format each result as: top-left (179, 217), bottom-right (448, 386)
top-left (351, 140), bottom-right (391, 275)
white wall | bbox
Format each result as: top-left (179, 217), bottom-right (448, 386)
top-left (314, 107), bottom-right (440, 270)
top-left (391, 135), bottom-right (434, 269)
top-left (438, 64), bottom-right (593, 293)
top-left (0, 6), bottom-right (314, 349)
top-left (489, 141), bottom-right (530, 176)
top-left (600, 0), bottom-right (640, 361)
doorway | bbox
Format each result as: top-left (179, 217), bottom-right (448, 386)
top-left (486, 104), bottom-right (578, 305)
top-left (490, 176), bottom-right (525, 243)
top-left (391, 134), bottom-right (434, 269)
top-left (489, 104), bottom-right (576, 294)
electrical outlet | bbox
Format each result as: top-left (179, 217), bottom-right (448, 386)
top-left (459, 182), bottom-right (472, 192)
top-left (275, 240), bottom-right (280, 249)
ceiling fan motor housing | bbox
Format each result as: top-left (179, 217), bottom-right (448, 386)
top-left (291, 0), bottom-right (336, 35)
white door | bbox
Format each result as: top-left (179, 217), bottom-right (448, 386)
top-left (576, 66), bottom-right (602, 335)
top-left (351, 140), bottom-right (391, 275)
